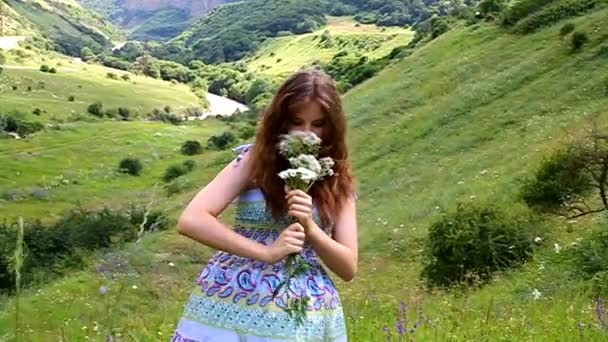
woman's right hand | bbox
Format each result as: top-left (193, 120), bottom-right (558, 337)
top-left (264, 223), bottom-right (306, 263)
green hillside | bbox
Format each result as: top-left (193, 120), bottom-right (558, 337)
top-left (3, 0), bottom-right (123, 55)
top-left (1, 2), bottom-right (608, 341)
top-left (246, 16), bottom-right (414, 77)
top-left (0, 58), bottom-right (203, 123)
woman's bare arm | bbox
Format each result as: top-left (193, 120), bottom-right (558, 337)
top-left (176, 152), bottom-right (272, 262)
top-left (306, 196), bottom-right (358, 282)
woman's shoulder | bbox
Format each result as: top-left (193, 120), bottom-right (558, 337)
top-left (231, 143), bottom-right (256, 189)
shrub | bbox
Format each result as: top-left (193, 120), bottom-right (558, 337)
top-left (181, 140), bottom-right (203, 155)
top-left (513, 0), bottom-right (600, 34)
top-left (87, 102), bottom-right (104, 117)
top-left (0, 206), bottom-right (168, 292)
top-left (182, 159), bottom-right (196, 172)
top-left (478, 0), bottom-right (505, 17)
top-left (118, 107), bottom-right (130, 120)
top-left (148, 110), bottom-right (183, 125)
top-left (571, 31), bottom-right (590, 51)
top-left (163, 164), bottom-right (187, 183)
top-left (121, 74), bottom-right (131, 81)
top-left (207, 131), bottom-right (236, 150)
top-left (521, 148), bottom-right (592, 213)
top-left (68, 95), bottom-right (75, 102)
top-left (0, 114), bottom-right (44, 137)
top-left (40, 64), bottom-right (50, 72)
top-left (49, 68), bottom-right (57, 74)
top-left (118, 158), bottom-right (143, 176)
top-left (238, 125), bottom-right (256, 140)
top-left (32, 108), bottom-right (42, 116)
top-left (106, 72), bottom-right (118, 80)
top-left (568, 229), bottom-right (608, 295)
top-left (422, 203), bottom-right (537, 286)
top-left (560, 23), bottom-right (575, 36)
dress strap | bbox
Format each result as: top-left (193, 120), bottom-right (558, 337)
top-left (231, 143), bottom-right (253, 164)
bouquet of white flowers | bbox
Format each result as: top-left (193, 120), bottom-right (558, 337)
top-left (273, 131), bottom-right (334, 325)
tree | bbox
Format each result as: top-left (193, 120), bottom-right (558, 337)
top-left (80, 47), bottom-right (96, 62)
top-left (522, 130), bottom-right (608, 219)
top-left (133, 52), bottom-right (160, 79)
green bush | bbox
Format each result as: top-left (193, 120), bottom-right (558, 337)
top-left (40, 64), bottom-right (50, 72)
top-left (87, 102), bottom-right (104, 117)
top-left (0, 114), bottom-right (44, 137)
top-left (181, 140), bottom-right (203, 155)
top-left (164, 177), bottom-right (189, 197)
top-left (148, 110), bottom-right (183, 125)
top-left (106, 72), bottom-right (118, 80)
top-left (520, 148), bottom-right (592, 213)
top-left (478, 0), bottom-right (505, 17)
top-left (182, 159), bottom-right (196, 172)
top-left (121, 74), bottom-right (131, 81)
top-left (568, 229), bottom-right (608, 295)
top-left (118, 158), bottom-right (143, 176)
top-left (68, 95), bottom-right (75, 102)
top-left (560, 23), bottom-right (575, 36)
top-left (0, 206), bottom-right (168, 293)
top-left (207, 131), bottom-right (236, 150)
top-left (49, 68), bottom-right (57, 74)
top-left (571, 31), bottom-right (590, 51)
top-left (238, 125), bottom-right (256, 140)
top-left (163, 164), bottom-right (187, 183)
top-left (422, 204), bottom-right (537, 287)
top-left (118, 107), bottom-right (131, 120)
top-left (513, 0), bottom-right (600, 34)
top-left (500, 0), bottom-right (559, 26)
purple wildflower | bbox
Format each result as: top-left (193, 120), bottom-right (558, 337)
top-left (99, 286), bottom-right (108, 295)
top-left (396, 319), bottom-right (405, 335)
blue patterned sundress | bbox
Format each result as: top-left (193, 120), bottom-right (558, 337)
top-left (171, 144), bottom-right (347, 342)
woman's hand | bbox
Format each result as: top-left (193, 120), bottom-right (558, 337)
top-left (285, 186), bottom-right (314, 231)
top-left (264, 222), bottom-right (306, 263)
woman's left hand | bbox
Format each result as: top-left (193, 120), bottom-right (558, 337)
top-left (285, 186), bottom-right (314, 231)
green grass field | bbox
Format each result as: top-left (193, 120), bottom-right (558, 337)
top-left (246, 16), bottom-right (414, 77)
top-left (0, 61), bottom-right (203, 123)
top-left (0, 120), bottom-right (229, 222)
top-left (2, 6), bottom-right (608, 342)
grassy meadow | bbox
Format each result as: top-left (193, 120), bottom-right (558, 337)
top-left (1, 6), bottom-right (608, 342)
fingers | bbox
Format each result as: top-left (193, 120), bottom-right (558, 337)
top-left (285, 189), bottom-right (311, 202)
top-left (287, 223), bottom-right (304, 232)
top-left (285, 237), bottom-right (304, 247)
top-left (287, 196), bottom-right (312, 208)
top-left (289, 204), bottom-right (311, 214)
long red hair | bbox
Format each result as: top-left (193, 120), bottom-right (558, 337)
top-left (249, 69), bottom-right (354, 227)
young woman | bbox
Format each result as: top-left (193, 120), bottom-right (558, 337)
top-left (172, 69), bottom-right (358, 341)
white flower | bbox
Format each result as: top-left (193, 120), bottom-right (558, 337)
top-left (531, 289), bottom-right (542, 300)
top-left (539, 262), bottom-right (545, 271)
top-left (289, 154), bottom-right (322, 174)
top-left (132, 285), bottom-right (138, 289)
top-left (554, 243), bottom-right (561, 254)
top-left (534, 236), bottom-right (542, 243)
top-left (277, 131), bottom-right (321, 158)
top-left (278, 168), bottom-right (318, 182)
top-left (318, 157), bottom-right (335, 178)
top-left (168, 262), bottom-right (175, 267)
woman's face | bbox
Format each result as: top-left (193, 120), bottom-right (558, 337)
top-left (287, 101), bottom-right (327, 139)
